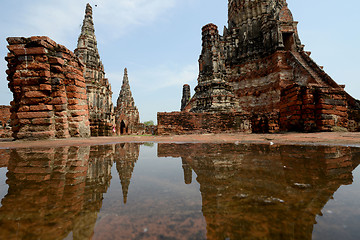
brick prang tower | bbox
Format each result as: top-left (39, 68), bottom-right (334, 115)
top-left (75, 3), bottom-right (114, 136)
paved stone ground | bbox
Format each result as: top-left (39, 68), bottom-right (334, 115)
top-left (1, 132), bottom-right (360, 149)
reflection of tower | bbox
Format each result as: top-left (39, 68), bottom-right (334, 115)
top-left (158, 143), bottom-right (360, 240)
top-left (73, 144), bottom-right (114, 239)
top-left (115, 143), bottom-right (140, 204)
top-left (182, 158), bottom-right (192, 184)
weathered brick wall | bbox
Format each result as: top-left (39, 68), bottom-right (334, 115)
top-left (280, 85), bottom-right (316, 132)
top-left (228, 52), bottom-right (290, 114)
top-left (6, 36), bottom-right (91, 140)
top-left (346, 96), bottom-right (360, 132)
top-left (251, 112), bottom-right (280, 133)
top-left (0, 105), bottom-right (11, 138)
top-left (157, 112), bottom-right (252, 135)
top-left (159, 83), bottom-right (349, 135)
top-left (348, 108), bottom-right (360, 132)
top-left (280, 84), bottom-right (348, 132)
top-left (315, 88), bottom-right (348, 131)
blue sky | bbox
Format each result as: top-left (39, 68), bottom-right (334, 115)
top-left (0, 0), bottom-right (359, 123)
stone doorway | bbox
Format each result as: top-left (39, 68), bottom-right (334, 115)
top-left (282, 32), bottom-right (295, 51)
top-left (120, 121), bottom-right (126, 135)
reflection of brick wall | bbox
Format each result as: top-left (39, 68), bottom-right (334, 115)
top-left (0, 145), bottom-right (114, 239)
top-left (157, 112), bottom-right (252, 135)
top-left (0, 149), bottom-right (10, 167)
top-left (0, 106), bottom-right (11, 138)
top-left (6, 37), bottom-right (90, 140)
top-left (0, 146), bottom-right (90, 239)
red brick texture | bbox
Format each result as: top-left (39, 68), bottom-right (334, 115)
top-left (280, 85), bottom-right (348, 132)
top-left (157, 112), bottom-right (252, 135)
top-left (0, 105), bottom-right (11, 138)
top-left (6, 36), bottom-right (91, 140)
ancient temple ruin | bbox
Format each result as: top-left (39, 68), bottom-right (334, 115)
top-left (6, 36), bottom-right (91, 140)
top-left (158, 0), bottom-right (360, 134)
top-left (4, 3), bottom-right (121, 140)
top-left (75, 4), bottom-right (114, 136)
top-left (115, 68), bottom-right (141, 135)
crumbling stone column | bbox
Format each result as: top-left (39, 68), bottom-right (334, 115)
top-left (180, 84), bottom-right (191, 111)
top-left (6, 36), bottom-right (91, 140)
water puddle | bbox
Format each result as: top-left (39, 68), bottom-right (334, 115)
top-left (0, 143), bottom-right (359, 239)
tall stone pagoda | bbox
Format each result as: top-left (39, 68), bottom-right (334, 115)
top-left (115, 68), bottom-right (141, 135)
top-left (159, 0), bottom-right (360, 134)
top-left (75, 3), bottom-right (114, 136)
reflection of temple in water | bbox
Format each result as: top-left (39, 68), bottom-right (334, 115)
top-left (114, 143), bottom-right (140, 204)
top-left (0, 145), bottom-right (114, 240)
top-left (0, 143), bottom-right (141, 239)
top-left (158, 143), bottom-right (360, 240)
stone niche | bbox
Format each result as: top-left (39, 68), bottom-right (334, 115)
top-left (6, 36), bottom-right (91, 140)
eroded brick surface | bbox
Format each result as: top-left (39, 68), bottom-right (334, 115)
top-left (6, 36), bottom-right (90, 140)
top-left (0, 106), bottom-right (11, 138)
top-left (157, 112), bottom-right (251, 135)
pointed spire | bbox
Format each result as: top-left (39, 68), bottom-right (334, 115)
top-left (117, 68), bottom-right (134, 107)
top-left (123, 68), bottom-right (129, 86)
top-left (115, 144), bottom-right (140, 205)
top-left (75, 3), bottom-right (101, 69)
top-left (121, 179), bottom-right (130, 204)
top-left (85, 3), bottom-right (92, 16)
top-left (80, 3), bottom-right (95, 37)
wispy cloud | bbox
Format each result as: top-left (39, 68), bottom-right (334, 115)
top-left (6, 0), bottom-right (177, 46)
top-left (108, 64), bottom-right (198, 96)
top-left (97, 0), bottom-right (177, 36)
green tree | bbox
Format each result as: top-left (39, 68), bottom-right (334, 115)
top-left (143, 120), bottom-right (154, 126)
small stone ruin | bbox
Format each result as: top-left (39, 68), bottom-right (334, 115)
top-left (115, 68), bottom-right (142, 135)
